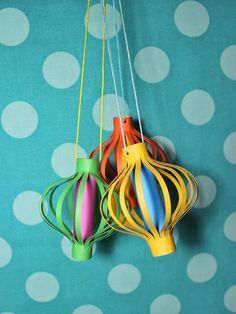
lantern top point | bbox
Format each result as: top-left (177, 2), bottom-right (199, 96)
top-left (113, 116), bottom-right (133, 128)
top-left (76, 158), bottom-right (99, 174)
top-left (123, 142), bottom-right (148, 161)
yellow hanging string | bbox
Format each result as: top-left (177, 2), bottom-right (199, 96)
top-left (74, 0), bottom-right (91, 160)
top-left (74, 0), bottom-right (106, 161)
top-left (99, 1), bottom-right (106, 162)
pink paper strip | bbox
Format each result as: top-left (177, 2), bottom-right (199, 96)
top-left (74, 176), bottom-right (96, 241)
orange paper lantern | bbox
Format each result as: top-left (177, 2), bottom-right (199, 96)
top-left (90, 116), bottom-right (168, 207)
top-left (90, 116), bottom-right (168, 182)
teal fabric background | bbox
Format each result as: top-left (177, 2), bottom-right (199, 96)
top-left (0, 1), bottom-right (236, 313)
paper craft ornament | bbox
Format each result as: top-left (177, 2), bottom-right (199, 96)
top-left (90, 116), bottom-right (168, 182)
top-left (41, 158), bottom-right (116, 261)
top-left (40, 0), bottom-right (115, 261)
top-left (90, 116), bottom-right (168, 207)
top-left (100, 142), bottom-right (198, 257)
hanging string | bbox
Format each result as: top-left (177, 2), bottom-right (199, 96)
top-left (100, 0), bottom-right (127, 152)
top-left (74, 0), bottom-right (91, 160)
top-left (99, 1), bottom-right (106, 162)
top-left (74, 0), bottom-right (105, 161)
top-left (112, 0), bottom-right (125, 110)
top-left (118, 0), bottom-right (144, 142)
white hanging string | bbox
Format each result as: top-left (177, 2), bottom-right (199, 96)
top-left (100, 0), bottom-right (127, 152)
top-left (118, 0), bottom-right (144, 142)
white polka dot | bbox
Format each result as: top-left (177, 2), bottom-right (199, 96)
top-left (13, 191), bottom-right (46, 225)
top-left (224, 285), bottom-right (236, 312)
top-left (134, 47), bottom-right (170, 83)
top-left (42, 52), bottom-right (80, 89)
top-left (174, 1), bottom-right (209, 37)
top-left (73, 305), bottom-right (103, 314)
top-left (181, 90), bottom-right (215, 125)
top-left (224, 132), bottom-right (236, 164)
top-left (187, 253), bottom-right (217, 283)
top-left (51, 143), bottom-right (87, 178)
top-left (92, 94), bottom-right (129, 131)
top-left (150, 294), bottom-right (181, 314)
top-left (87, 4), bottom-right (121, 39)
top-left (25, 272), bottom-right (59, 302)
top-left (173, 227), bottom-right (179, 244)
top-left (61, 237), bottom-right (96, 261)
top-left (0, 8), bottom-right (29, 46)
top-left (1, 101), bottom-right (38, 139)
top-left (224, 212), bottom-right (236, 242)
top-left (194, 175), bottom-right (216, 208)
top-left (152, 136), bottom-right (176, 162)
top-left (61, 237), bottom-right (75, 261)
top-left (0, 238), bottom-right (12, 268)
top-left (108, 264), bottom-right (141, 294)
top-left (220, 45), bottom-right (236, 80)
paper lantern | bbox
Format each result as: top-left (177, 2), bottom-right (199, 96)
top-left (90, 116), bottom-right (168, 181)
top-left (90, 116), bottom-right (168, 207)
top-left (100, 142), bottom-right (198, 257)
top-left (41, 158), bottom-right (116, 261)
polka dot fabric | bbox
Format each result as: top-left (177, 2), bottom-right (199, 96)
top-left (0, 1), bottom-right (235, 313)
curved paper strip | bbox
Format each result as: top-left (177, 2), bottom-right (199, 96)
top-left (76, 175), bottom-right (97, 242)
top-left (90, 116), bottom-right (168, 207)
top-left (41, 158), bottom-right (116, 261)
top-left (131, 165), bottom-right (165, 232)
top-left (100, 143), bottom-right (198, 257)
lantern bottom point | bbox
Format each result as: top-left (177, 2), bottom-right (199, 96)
top-left (147, 232), bottom-right (176, 257)
top-left (72, 242), bottom-right (93, 261)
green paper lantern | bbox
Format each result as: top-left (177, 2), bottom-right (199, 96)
top-left (40, 158), bottom-right (116, 261)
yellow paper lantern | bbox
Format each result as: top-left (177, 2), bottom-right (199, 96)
top-left (101, 142), bottom-right (198, 257)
